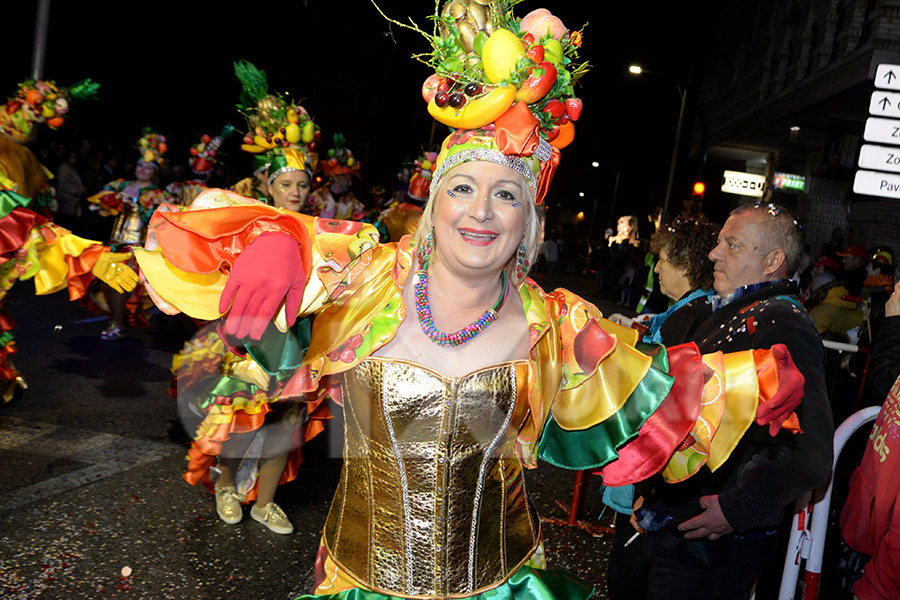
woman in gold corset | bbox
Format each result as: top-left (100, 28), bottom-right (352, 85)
top-left (134, 5), bottom-right (812, 600)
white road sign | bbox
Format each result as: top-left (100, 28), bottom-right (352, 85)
top-left (858, 144), bottom-right (900, 173)
top-left (875, 64), bottom-right (900, 91)
top-left (869, 91), bottom-right (900, 117)
top-left (853, 169), bottom-right (900, 199)
top-left (863, 117), bottom-right (900, 144)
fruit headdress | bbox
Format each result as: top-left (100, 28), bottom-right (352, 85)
top-left (190, 125), bottom-right (234, 174)
top-left (373, 0), bottom-right (586, 205)
top-left (407, 151), bottom-right (439, 201)
top-left (137, 128), bottom-right (167, 168)
top-left (233, 60), bottom-right (319, 183)
top-left (321, 133), bottom-right (361, 177)
top-left (0, 78), bottom-right (100, 143)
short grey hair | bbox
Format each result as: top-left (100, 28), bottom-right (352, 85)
top-left (731, 202), bottom-right (804, 276)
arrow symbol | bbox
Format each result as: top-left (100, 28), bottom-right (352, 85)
top-left (880, 97), bottom-right (892, 110)
top-left (886, 70), bottom-right (897, 84)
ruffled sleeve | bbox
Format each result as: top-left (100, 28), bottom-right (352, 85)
top-left (524, 285), bottom-right (806, 486)
top-left (134, 187), bottom-right (380, 322)
top-left (0, 207), bottom-right (107, 301)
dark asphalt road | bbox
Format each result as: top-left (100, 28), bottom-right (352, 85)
top-left (0, 273), bottom-right (627, 599)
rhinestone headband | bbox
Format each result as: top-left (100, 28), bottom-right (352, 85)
top-left (430, 148), bottom-right (538, 203)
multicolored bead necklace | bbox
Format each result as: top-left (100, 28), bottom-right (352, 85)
top-left (414, 257), bottom-right (509, 348)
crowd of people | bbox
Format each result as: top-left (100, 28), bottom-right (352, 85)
top-left (3, 3), bottom-right (900, 600)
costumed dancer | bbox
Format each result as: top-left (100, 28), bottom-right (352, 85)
top-left (169, 61), bottom-right (328, 534)
top-left (376, 150), bottom-right (436, 242)
top-left (234, 59), bottom-right (320, 209)
top-left (135, 3), bottom-right (808, 598)
top-left (0, 77), bottom-right (137, 400)
top-left (309, 133), bottom-right (360, 218)
top-left (166, 126), bottom-right (234, 206)
top-left (86, 130), bottom-right (174, 340)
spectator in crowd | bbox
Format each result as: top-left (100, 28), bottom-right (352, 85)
top-left (639, 202), bottom-right (833, 600)
top-left (838, 244), bottom-right (869, 297)
top-left (840, 281), bottom-right (900, 600)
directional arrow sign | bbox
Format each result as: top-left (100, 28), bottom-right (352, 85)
top-left (863, 117), bottom-right (900, 144)
top-left (876, 63), bottom-right (900, 91)
top-left (858, 144), bottom-right (900, 173)
top-left (869, 91), bottom-right (900, 117)
top-left (854, 169), bottom-right (900, 199)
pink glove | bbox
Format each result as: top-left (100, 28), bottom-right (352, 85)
top-left (218, 232), bottom-right (305, 339)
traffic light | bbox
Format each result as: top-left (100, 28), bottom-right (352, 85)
top-left (692, 181), bottom-right (706, 197)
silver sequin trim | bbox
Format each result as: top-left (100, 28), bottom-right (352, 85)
top-left (267, 166), bottom-right (312, 186)
top-left (431, 149), bottom-right (537, 203)
top-left (383, 387), bottom-right (415, 593)
top-left (467, 369), bottom-right (518, 592)
top-left (534, 138), bottom-right (553, 162)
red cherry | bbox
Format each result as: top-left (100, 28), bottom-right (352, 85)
top-left (340, 349), bottom-right (356, 363)
top-left (201, 134), bottom-right (211, 143)
top-left (435, 90), bottom-right (450, 107)
top-left (448, 92), bottom-right (466, 108)
top-left (327, 349), bottom-right (342, 362)
top-left (348, 334), bottom-right (364, 349)
top-left (309, 142), bottom-right (317, 152)
top-left (463, 82), bottom-right (483, 96)
top-left (315, 130), bottom-right (322, 142)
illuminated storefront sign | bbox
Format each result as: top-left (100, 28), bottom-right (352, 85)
top-left (721, 170), bottom-right (767, 197)
top-left (772, 172), bottom-right (806, 192)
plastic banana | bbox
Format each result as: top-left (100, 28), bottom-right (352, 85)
top-left (427, 85), bottom-right (516, 129)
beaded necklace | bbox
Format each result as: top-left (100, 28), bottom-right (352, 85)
top-left (414, 259), bottom-right (509, 348)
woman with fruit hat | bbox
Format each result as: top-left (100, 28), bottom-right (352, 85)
top-left (135, 3), bottom-right (807, 597)
top-left (167, 65), bottom-right (328, 535)
top-left (309, 133), bottom-right (361, 218)
top-left (0, 77), bottom-right (137, 400)
top-left (166, 126), bottom-right (234, 207)
top-left (232, 60), bottom-right (321, 213)
top-left (86, 129), bottom-right (174, 340)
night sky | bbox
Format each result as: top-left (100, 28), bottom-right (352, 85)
top-left (3, 0), bottom-right (711, 230)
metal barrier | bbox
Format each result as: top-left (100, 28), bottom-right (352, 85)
top-left (776, 405), bottom-right (881, 600)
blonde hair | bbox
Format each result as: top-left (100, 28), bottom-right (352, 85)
top-left (413, 167), bottom-right (543, 285)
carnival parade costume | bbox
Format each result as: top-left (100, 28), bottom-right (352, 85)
top-left (168, 64), bottom-right (331, 526)
top-left (0, 77), bottom-right (136, 400)
top-left (134, 3), bottom-right (812, 598)
top-left (84, 130), bottom-right (174, 333)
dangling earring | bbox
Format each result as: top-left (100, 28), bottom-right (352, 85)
top-left (418, 230), bottom-right (435, 269)
top-left (515, 240), bottom-right (529, 279)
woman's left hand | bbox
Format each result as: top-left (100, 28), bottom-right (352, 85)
top-left (219, 232), bottom-right (305, 339)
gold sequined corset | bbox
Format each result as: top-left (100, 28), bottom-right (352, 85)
top-left (323, 357), bottom-right (540, 599)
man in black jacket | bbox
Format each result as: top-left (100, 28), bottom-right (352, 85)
top-left (642, 203), bottom-right (834, 600)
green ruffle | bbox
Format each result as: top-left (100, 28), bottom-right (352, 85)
top-left (0, 331), bottom-right (14, 347)
top-left (537, 343), bottom-right (673, 470)
top-left (295, 565), bottom-right (592, 600)
top-left (0, 190), bottom-right (32, 218)
top-left (244, 317), bottom-right (313, 376)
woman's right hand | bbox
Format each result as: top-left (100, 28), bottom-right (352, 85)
top-left (219, 232), bottom-right (305, 339)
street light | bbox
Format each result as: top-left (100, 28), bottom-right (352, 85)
top-left (579, 192), bottom-right (585, 197)
top-left (628, 63), bottom-right (691, 225)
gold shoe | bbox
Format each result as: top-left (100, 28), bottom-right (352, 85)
top-left (214, 485), bottom-right (243, 524)
top-left (2, 376), bottom-right (26, 404)
top-left (251, 502), bottom-right (293, 534)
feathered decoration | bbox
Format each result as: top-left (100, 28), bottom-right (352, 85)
top-left (68, 79), bottom-right (100, 102)
top-left (234, 60), bottom-right (269, 110)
